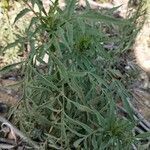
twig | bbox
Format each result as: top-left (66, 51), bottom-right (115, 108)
top-left (127, 99), bottom-right (150, 129)
top-left (133, 108), bottom-right (150, 129)
top-left (132, 144), bottom-right (137, 150)
top-left (134, 127), bottom-right (145, 134)
top-left (117, 105), bottom-right (150, 133)
top-left (0, 116), bottom-right (39, 149)
top-left (0, 138), bottom-right (15, 145)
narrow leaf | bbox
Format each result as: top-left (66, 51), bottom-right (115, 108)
top-left (14, 8), bottom-right (30, 24)
top-left (136, 132), bottom-right (150, 139)
top-left (65, 113), bottom-right (93, 133)
top-left (73, 138), bottom-right (84, 148)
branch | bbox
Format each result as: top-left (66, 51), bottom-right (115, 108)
top-left (0, 116), bottom-right (39, 149)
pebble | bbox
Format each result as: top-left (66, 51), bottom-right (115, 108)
top-left (0, 102), bottom-right (8, 114)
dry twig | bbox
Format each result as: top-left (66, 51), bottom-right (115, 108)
top-left (0, 116), bottom-right (39, 149)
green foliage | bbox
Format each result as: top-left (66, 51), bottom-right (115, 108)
top-left (4, 0), bottom-right (149, 149)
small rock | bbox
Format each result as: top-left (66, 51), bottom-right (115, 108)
top-left (0, 102), bottom-right (9, 113)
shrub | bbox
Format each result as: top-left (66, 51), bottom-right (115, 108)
top-left (3, 0), bottom-right (149, 149)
